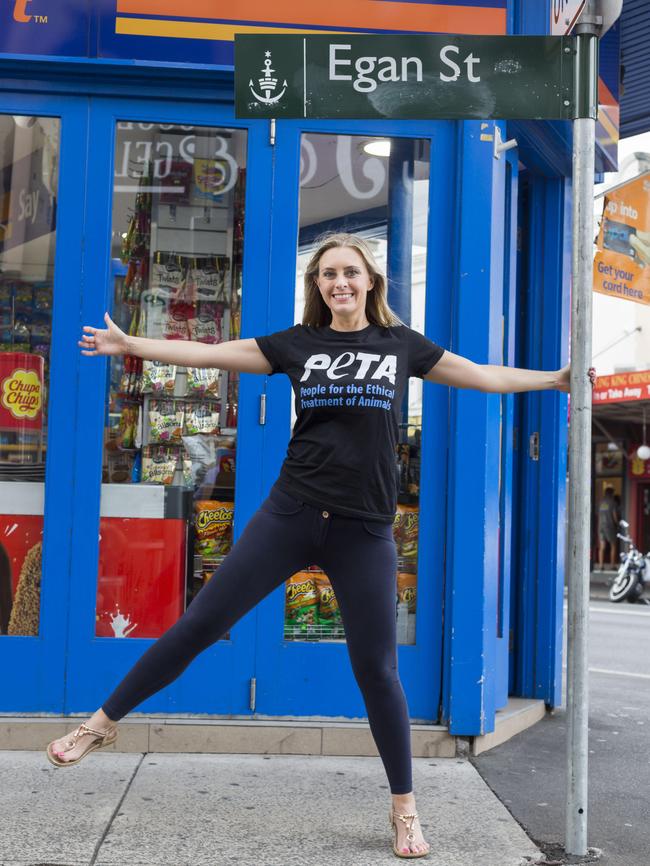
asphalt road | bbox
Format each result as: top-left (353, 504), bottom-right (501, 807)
top-left (472, 590), bottom-right (650, 866)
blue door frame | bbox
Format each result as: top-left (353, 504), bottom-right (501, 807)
top-left (510, 171), bottom-right (570, 709)
top-left (256, 118), bottom-right (452, 720)
top-left (442, 119), bottom-right (571, 735)
top-left (443, 121), bottom-right (508, 734)
top-left (0, 93), bottom-right (89, 712)
top-left (494, 148), bottom-right (519, 709)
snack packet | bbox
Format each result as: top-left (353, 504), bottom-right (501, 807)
top-left (119, 355), bottom-right (133, 395)
top-left (184, 402), bottom-right (220, 436)
top-left (148, 400), bottom-right (184, 443)
top-left (186, 365), bottom-right (221, 397)
top-left (188, 301), bottom-right (223, 343)
top-left (107, 450), bottom-right (134, 484)
top-left (194, 500), bottom-right (234, 557)
top-left (285, 572), bottom-right (319, 628)
top-left (117, 405), bottom-right (138, 450)
top-left (141, 360), bottom-right (176, 394)
top-left (397, 571), bottom-right (417, 614)
top-left (150, 252), bottom-right (185, 299)
top-left (162, 301), bottom-right (192, 341)
top-left (394, 504), bottom-right (419, 561)
top-left (312, 571), bottom-right (342, 628)
top-left (141, 445), bottom-right (179, 485)
top-left (188, 256), bottom-right (228, 303)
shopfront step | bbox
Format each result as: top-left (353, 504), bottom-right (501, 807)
top-left (472, 698), bottom-right (547, 756)
top-left (0, 698), bottom-right (546, 757)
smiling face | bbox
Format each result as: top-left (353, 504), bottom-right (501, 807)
top-left (315, 246), bottom-right (374, 329)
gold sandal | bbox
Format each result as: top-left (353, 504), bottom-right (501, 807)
top-left (46, 722), bottom-right (118, 767)
top-left (389, 809), bottom-right (430, 859)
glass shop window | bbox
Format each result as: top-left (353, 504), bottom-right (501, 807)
top-left (96, 122), bottom-right (246, 639)
top-left (0, 114), bottom-right (59, 637)
top-left (285, 134), bottom-right (430, 646)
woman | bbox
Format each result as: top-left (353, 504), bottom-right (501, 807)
top-left (47, 232), bottom-right (575, 859)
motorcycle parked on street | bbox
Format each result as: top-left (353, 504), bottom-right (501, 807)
top-left (608, 520), bottom-right (650, 604)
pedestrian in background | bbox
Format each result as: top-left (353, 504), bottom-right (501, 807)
top-left (597, 486), bottom-right (620, 570)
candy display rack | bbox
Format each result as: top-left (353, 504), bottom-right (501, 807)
top-left (106, 130), bottom-right (245, 493)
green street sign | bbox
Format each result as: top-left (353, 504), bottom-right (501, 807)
top-left (235, 34), bottom-right (595, 121)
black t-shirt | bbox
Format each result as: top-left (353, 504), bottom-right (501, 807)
top-left (254, 323), bottom-right (445, 522)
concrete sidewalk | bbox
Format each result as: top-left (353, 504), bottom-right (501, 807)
top-left (0, 751), bottom-right (544, 866)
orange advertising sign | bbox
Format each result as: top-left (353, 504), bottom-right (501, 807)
top-left (593, 173), bottom-right (650, 307)
top-left (593, 370), bottom-right (650, 405)
top-left (115, 0), bottom-right (507, 40)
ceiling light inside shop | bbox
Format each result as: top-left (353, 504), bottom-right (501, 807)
top-left (363, 140), bottom-right (391, 157)
top-left (13, 115), bottom-right (37, 129)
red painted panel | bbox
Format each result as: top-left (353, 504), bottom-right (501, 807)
top-left (0, 514), bottom-right (43, 595)
top-left (96, 517), bottom-right (187, 639)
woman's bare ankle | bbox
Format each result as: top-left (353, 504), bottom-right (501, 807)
top-left (392, 791), bottom-right (417, 811)
top-left (88, 708), bottom-right (118, 730)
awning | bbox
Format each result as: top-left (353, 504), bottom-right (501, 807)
top-left (620, 0), bottom-right (650, 139)
top-left (593, 400), bottom-right (650, 423)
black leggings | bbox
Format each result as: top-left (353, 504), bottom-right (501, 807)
top-left (102, 484), bottom-right (413, 794)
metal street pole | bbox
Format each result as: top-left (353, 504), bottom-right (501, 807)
top-left (566, 4), bottom-right (621, 853)
top-left (566, 104), bottom-right (595, 857)
top-left (565, 0), bottom-right (613, 849)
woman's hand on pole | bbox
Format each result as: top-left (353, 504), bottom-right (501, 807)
top-left (79, 312), bottom-right (129, 357)
top-left (555, 363), bottom-right (597, 393)
top-left (556, 363), bottom-right (570, 392)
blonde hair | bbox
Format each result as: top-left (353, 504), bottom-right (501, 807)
top-left (302, 233), bottom-right (404, 328)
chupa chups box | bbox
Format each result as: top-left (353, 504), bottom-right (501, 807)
top-left (0, 352), bottom-right (45, 463)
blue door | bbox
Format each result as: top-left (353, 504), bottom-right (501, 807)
top-left (0, 94), bottom-right (88, 711)
top-left (64, 96), bottom-right (273, 715)
top-left (254, 120), bottom-right (451, 721)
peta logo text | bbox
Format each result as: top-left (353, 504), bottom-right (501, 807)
top-left (300, 352), bottom-right (397, 385)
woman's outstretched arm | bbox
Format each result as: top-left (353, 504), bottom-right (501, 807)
top-left (79, 312), bottom-right (272, 374)
top-left (423, 350), bottom-right (593, 394)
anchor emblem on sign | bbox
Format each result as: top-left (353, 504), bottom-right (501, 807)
top-left (249, 51), bottom-right (288, 105)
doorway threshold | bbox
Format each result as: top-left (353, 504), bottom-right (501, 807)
top-left (0, 699), bottom-right (546, 757)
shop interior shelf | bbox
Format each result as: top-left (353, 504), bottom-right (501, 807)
top-left (283, 624), bottom-right (346, 641)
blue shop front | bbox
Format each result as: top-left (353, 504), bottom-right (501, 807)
top-left (0, 1), bottom-right (619, 736)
